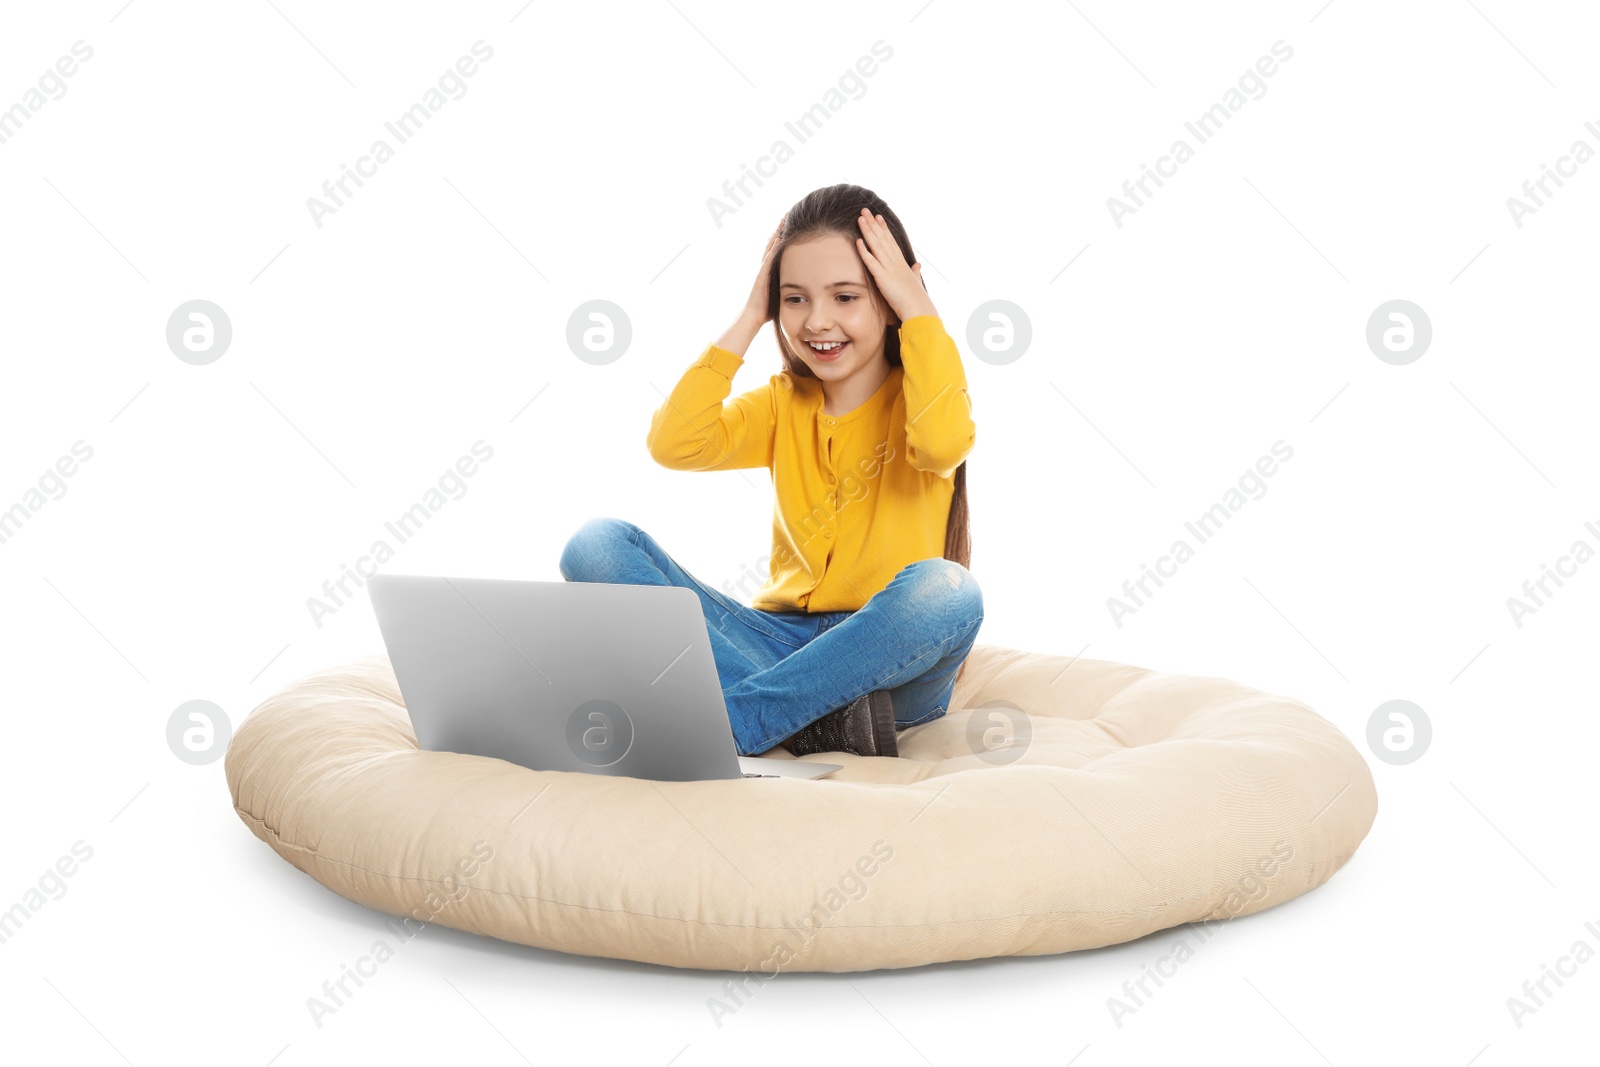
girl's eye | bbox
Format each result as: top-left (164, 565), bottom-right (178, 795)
top-left (838, 294), bottom-right (856, 303)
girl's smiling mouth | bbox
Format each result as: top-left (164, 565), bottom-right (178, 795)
top-left (807, 339), bottom-right (849, 361)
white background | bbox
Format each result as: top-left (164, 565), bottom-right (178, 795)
top-left (2, 0), bottom-right (1597, 1064)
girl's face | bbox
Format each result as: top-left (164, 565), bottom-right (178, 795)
top-left (777, 232), bottom-right (893, 383)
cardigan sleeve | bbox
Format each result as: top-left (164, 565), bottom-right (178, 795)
top-left (646, 343), bottom-right (777, 471)
top-left (897, 315), bottom-right (975, 477)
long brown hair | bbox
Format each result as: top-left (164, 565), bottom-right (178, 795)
top-left (766, 183), bottom-right (972, 571)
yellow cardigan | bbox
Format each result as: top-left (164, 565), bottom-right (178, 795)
top-left (646, 315), bottom-right (975, 613)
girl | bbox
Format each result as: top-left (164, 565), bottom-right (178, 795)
top-left (559, 183), bottom-right (980, 759)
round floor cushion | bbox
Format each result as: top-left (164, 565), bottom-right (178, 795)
top-left (226, 644), bottom-right (1377, 973)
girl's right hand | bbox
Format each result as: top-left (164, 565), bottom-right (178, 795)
top-left (743, 220), bottom-right (784, 325)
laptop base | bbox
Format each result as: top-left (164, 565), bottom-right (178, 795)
top-left (738, 756), bottom-right (842, 780)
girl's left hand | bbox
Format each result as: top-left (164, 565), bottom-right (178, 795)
top-left (855, 208), bottom-right (938, 324)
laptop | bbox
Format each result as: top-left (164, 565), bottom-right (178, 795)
top-left (366, 573), bottom-right (843, 782)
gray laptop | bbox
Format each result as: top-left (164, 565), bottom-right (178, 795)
top-left (367, 573), bottom-right (842, 782)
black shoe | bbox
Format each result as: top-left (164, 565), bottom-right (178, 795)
top-left (780, 690), bottom-right (898, 758)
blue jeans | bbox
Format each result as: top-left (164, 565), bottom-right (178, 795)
top-left (557, 517), bottom-right (984, 756)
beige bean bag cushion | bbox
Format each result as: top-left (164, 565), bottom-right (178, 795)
top-left (226, 644), bottom-right (1377, 973)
